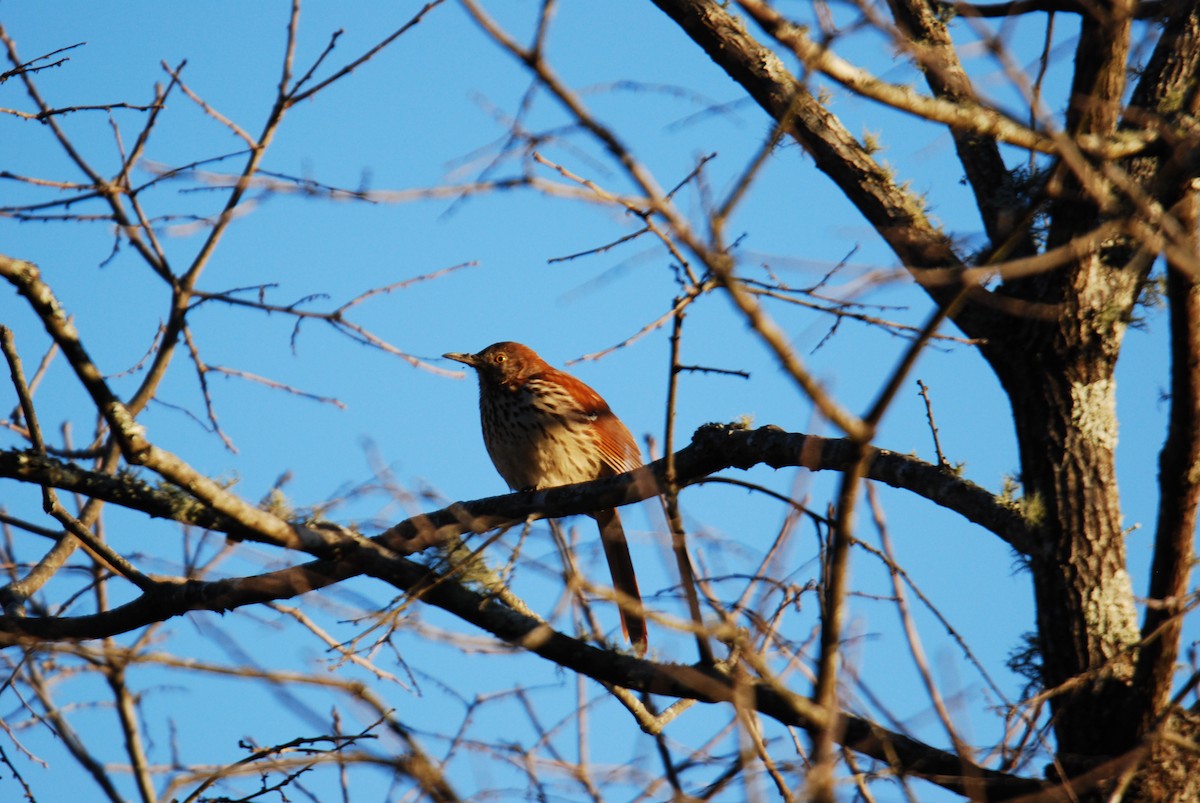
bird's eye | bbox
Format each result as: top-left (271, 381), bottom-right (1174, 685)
top-left (494, 354), bottom-right (506, 363)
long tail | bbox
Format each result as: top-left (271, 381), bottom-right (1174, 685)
top-left (594, 508), bottom-right (647, 654)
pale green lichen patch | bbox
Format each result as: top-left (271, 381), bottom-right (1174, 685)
top-left (1020, 492), bottom-right (1046, 528)
top-left (1070, 378), bottom-right (1118, 451)
top-left (1086, 566), bottom-right (1140, 673)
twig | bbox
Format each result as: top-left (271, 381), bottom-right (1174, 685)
top-left (676, 364), bottom-right (750, 379)
top-left (809, 446), bottom-right (868, 801)
top-left (287, 2), bottom-right (447, 106)
top-left (916, 380), bottom-right (949, 468)
top-left (162, 60), bottom-right (256, 148)
top-left (0, 36), bottom-right (84, 83)
top-left (33, 101), bottom-right (163, 120)
top-left (568, 290), bottom-right (706, 365)
top-left (207, 366), bottom-right (347, 408)
top-left (869, 484), bottom-right (979, 787)
top-left (533, 152), bottom-right (696, 283)
top-left (663, 302), bottom-right (715, 665)
top-left (0, 326), bottom-right (156, 602)
top-left (181, 325), bottom-right (238, 453)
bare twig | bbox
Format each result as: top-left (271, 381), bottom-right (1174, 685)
top-left (869, 484), bottom-right (980, 789)
top-left (916, 380), bottom-right (949, 468)
top-left (287, 2), bottom-right (448, 105)
top-left (663, 303), bottom-right (715, 665)
top-left (0, 36), bottom-right (84, 83)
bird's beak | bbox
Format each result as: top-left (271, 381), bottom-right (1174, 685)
top-left (443, 351), bottom-right (478, 367)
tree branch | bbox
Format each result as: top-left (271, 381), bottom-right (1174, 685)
top-left (949, 0), bottom-right (1166, 18)
top-left (648, 0), bottom-right (997, 339)
top-left (879, 0), bottom-right (1038, 257)
top-left (0, 418), bottom-right (1045, 796)
top-left (1133, 194), bottom-right (1200, 728)
top-left (0, 424), bottom-right (1033, 602)
top-left (0, 509), bottom-right (1048, 800)
top-left (0, 419), bottom-right (1029, 645)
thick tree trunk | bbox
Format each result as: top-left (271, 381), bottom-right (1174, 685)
top-left (997, 343), bottom-right (1141, 767)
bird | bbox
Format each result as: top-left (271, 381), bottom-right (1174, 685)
top-left (444, 341), bottom-right (647, 653)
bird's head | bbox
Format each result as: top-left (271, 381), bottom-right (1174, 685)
top-left (444, 341), bottom-right (547, 387)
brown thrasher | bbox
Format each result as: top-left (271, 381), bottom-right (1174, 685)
top-left (444, 341), bottom-right (647, 652)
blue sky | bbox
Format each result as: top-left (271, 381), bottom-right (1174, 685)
top-left (0, 2), bottom-right (1176, 800)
